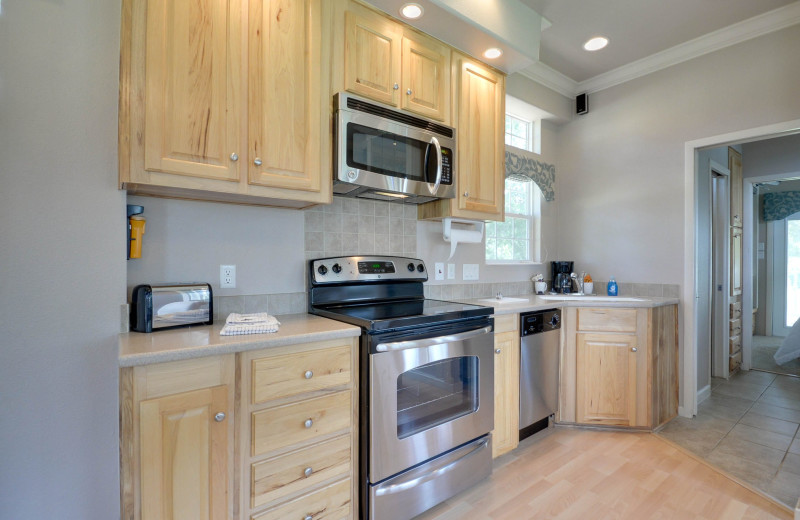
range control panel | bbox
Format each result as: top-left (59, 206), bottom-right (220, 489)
top-left (310, 256), bottom-right (427, 284)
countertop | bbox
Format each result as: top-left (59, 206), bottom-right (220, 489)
top-left (459, 293), bottom-right (679, 315)
top-left (119, 312), bottom-right (361, 367)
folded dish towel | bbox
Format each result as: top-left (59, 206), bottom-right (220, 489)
top-left (220, 312), bottom-right (280, 336)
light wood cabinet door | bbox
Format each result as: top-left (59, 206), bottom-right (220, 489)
top-left (575, 332), bottom-right (644, 427)
top-left (143, 0), bottom-right (240, 182)
top-left (400, 33), bottom-right (450, 121)
top-left (731, 226), bottom-right (743, 297)
top-left (342, 2), bottom-right (402, 107)
top-left (248, 0), bottom-right (327, 196)
top-left (492, 330), bottom-right (519, 458)
top-left (139, 385), bottom-right (230, 520)
top-left (729, 147), bottom-right (743, 228)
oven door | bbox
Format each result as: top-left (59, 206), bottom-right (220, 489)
top-left (369, 322), bottom-right (493, 483)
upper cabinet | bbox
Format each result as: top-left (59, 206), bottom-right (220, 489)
top-left (338, 1), bottom-right (450, 122)
top-left (419, 53), bottom-right (506, 222)
top-left (729, 148), bottom-right (743, 228)
top-left (119, 0), bottom-right (332, 208)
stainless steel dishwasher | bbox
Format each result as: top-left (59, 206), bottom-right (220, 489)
top-left (519, 308), bottom-right (561, 440)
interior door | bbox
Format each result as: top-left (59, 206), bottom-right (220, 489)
top-left (771, 213), bottom-right (800, 336)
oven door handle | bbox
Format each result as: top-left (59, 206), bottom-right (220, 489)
top-left (375, 325), bottom-right (492, 352)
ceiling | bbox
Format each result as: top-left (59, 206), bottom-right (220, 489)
top-left (520, 0), bottom-right (797, 83)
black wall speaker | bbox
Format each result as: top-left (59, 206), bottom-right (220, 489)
top-left (576, 93), bottom-right (588, 115)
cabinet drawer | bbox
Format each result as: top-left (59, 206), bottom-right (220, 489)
top-left (494, 314), bottom-right (517, 333)
top-left (730, 301), bottom-right (742, 320)
top-left (252, 345), bottom-right (352, 404)
top-left (252, 391), bottom-right (351, 456)
top-left (729, 318), bottom-right (742, 337)
top-left (729, 335), bottom-right (741, 355)
top-left (730, 350), bottom-right (742, 372)
top-left (577, 308), bottom-right (637, 333)
top-left (251, 478), bottom-right (351, 520)
top-left (252, 435), bottom-right (351, 509)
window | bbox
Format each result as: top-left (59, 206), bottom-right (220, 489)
top-left (485, 178), bottom-right (541, 263)
top-left (505, 114), bottom-right (532, 151)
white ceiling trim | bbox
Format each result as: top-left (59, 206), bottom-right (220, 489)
top-left (519, 1), bottom-right (800, 99)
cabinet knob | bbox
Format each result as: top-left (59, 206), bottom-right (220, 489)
top-left (495, 348), bottom-right (501, 354)
top-left (304, 370), bottom-right (313, 379)
top-left (254, 158), bottom-right (262, 166)
top-left (393, 83), bottom-right (399, 90)
top-left (631, 347), bottom-right (638, 352)
top-left (304, 466), bottom-right (313, 478)
top-left (406, 88), bottom-right (412, 95)
top-left (463, 191), bottom-right (469, 198)
top-left (304, 418), bottom-right (313, 429)
top-left (230, 152), bottom-right (239, 162)
top-left (305, 516), bottom-right (313, 520)
top-left (214, 412), bottom-right (226, 422)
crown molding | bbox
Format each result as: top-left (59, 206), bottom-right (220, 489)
top-left (517, 1), bottom-right (800, 98)
top-left (578, 1), bottom-right (800, 94)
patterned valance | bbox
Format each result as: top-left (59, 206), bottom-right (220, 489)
top-left (505, 147), bottom-right (555, 201)
top-left (763, 191), bottom-right (800, 221)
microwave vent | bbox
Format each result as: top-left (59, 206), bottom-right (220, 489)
top-left (346, 97), bottom-right (454, 138)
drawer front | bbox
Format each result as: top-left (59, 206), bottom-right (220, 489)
top-left (577, 308), bottom-right (637, 333)
top-left (251, 478), bottom-right (351, 520)
top-left (729, 318), bottom-right (742, 338)
top-left (252, 435), bottom-right (351, 509)
top-left (730, 301), bottom-right (742, 320)
top-left (252, 391), bottom-right (351, 456)
top-left (252, 345), bottom-right (352, 404)
top-left (729, 334), bottom-right (741, 355)
top-left (494, 313), bottom-right (518, 333)
top-left (730, 350), bottom-right (742, 372)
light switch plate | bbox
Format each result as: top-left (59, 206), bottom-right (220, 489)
top-left (434, 262), bottom-right (445, 281)
top-left (447, 263), bottom-right (455, 280)
top-left (463, 263), bottom-right (479, 281)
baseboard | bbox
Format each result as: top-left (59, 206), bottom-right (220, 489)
top-left (697, 384), bottom-right (712, 405)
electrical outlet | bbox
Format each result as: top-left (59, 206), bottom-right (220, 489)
top-left (220, 265), bottom-right (236, 288)
top-left (434, 262), bottom-right (445, 281)
top-left (462, 263), bottom-right (479, 281)
top-left (447, 263), bottom-right (455, 280)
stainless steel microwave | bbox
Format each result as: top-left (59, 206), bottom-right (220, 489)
top-left (333, 92), bottom-right (456, 204)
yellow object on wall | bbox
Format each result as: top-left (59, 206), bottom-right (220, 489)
top-left (129, 215), bottom-right (145, 259)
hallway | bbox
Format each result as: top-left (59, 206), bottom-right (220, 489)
top-left (657, 370), bottom-right (800, 508)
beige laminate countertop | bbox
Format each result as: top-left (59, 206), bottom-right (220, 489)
top-left (459, 293), bottom-right (679, 315)
top-left (119, 312), bottom-right (361, 367)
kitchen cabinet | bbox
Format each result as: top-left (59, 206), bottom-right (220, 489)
top-left (239, 338), bottom-right (358, 520)
top-left (336, 0), bottom-right (451, 122)
top-left (492, 314), bottom-right (519, 458)
top-left (418, 52), bottom-right (506, 222)
top-left (729, 147), bottom-right (743, 228)
top-left (120, 355), bottom-right (236, 520)
top-left (558, 305), bottom-right (678, 429)
top-left (119, 0), bottom-right (332, 208)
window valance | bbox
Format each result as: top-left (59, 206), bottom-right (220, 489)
top-left (763, 191), bottom-right (800, 221)
top-left (505, 147), bottom-right (555, 201)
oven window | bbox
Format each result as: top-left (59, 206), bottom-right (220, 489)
top-left (396, 356), bottom-right (479, 439)
top-left (347, 123), bottom-right (428, 181)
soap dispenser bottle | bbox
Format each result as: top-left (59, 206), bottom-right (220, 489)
top-left (607, 276), bottom-right (618, 296)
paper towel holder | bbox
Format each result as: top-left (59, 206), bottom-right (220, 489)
top-left (442, 217), bottom-right (484, 259)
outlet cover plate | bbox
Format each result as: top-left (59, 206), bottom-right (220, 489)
top-left (220, 264), bottom-right (236, 288)
top-left (434, 262), bottom-right (445, 281)
top-left (463, 264), bottom-right (479, 281)
top-left (447, 263), bottom-right (455, 280)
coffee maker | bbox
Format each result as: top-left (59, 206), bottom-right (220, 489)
top-left (551, 261), bottom-right (574, 294)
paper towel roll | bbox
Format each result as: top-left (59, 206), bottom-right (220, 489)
top-left (443, 218), bottom-right (484, 260)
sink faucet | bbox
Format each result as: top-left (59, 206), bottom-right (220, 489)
top-left (570, 272), bottom-right (584, 295)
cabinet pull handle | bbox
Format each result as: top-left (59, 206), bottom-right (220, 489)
top-left (304, 370), bottom-right (313, 379)
top-left (631, 347), bottom-right (638, 352)
top-left (214, 412), bottom-right (226, 422)
top-left (393, 83), bottom-right (399, 90)
top-left (254, 158), bottom-right (262, 166)
top-left (463, 191), bottom-right (469, 198)
top-left (304, 467), bottom-right (313, 478)
top-left (304, 418), bottom-right (313, 429)
top-left (406, 88), bottom-right (413, 95)
top-left (495, 348), bottom-right (501, 354)
top-left (230, 152), bottom-right (238, 162)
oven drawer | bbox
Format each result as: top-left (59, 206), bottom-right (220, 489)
top-left (252, 391), bottom-right (351, 456)
top-left (251, 478), bottom-right (351, 520)
top-left (251, 434), bottom-right (351, 509)
top-left (251, 345), bottom-right (352, 404)
top-left (577, 308), bottom-right (637, 333)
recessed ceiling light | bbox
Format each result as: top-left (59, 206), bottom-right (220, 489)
top-left (583, 37), bottom-right (608, 51)
top-left (400, 3), bottom-right (423, 19)
top-left (483, 48), bottom-right (503, 59)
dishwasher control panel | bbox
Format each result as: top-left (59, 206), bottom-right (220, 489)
top-left (520, 309), bottom-right (561, 336)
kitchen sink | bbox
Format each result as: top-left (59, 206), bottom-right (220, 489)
top-left (538, 295), bottom-right (646, 302)
top-left (477, 297), bottom-right (530, 305)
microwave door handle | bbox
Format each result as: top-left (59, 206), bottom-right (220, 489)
top-left (375, 325), bottom-right (492, 352)
top-left (427, 135), bottom-right (442, 195)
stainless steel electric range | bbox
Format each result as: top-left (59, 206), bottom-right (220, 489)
top-left (308, 255), bottom-right (495, 520)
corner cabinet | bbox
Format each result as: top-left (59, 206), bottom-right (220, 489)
top-left (119, 0), bottom-right (332, 208)
top-left (120, 355), bottom-right (236, 520)
top-left (418, 53), bottom-right (505, 222)
top-left (558, 305), bottom-right (678, 429)
top-left (492, 314), bottom-right (519, 458)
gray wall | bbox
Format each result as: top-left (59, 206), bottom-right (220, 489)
top-left (0, 0), bottom-right (124, 517)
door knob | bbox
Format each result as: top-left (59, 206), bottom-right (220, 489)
top-left (230, 152), bottom-right (238, 162)
top-left (495, 348), bottom-right (501, 354)
top-left (254, 158), bottom-right (262, 166)
top-left (304, 370), bottom-right (313, 379)
top-left (304, 418), bottom-right (313, 428)
top-left (631, 347), bottom-right (638, 352)
top-left (393, 83), bottom-right (399, 90)
top-left (214, 412), bottom-right (226, 422)
top-left (407, 88), bottom-right (412, 95)
top-left (304, 467), bottom-right (313, 477)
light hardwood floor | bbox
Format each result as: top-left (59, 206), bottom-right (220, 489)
top-left (415, 427), bottom-right (791, 519)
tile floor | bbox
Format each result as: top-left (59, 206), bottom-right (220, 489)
top-left (657, 370), bottom-right (800, 509)
top-left (752, 335), bottom-right (800, 377)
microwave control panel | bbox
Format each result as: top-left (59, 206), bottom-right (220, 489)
top-left (440, 148), bottom-right (453, 185)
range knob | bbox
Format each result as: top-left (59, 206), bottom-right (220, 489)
top-left (407, 263), bottom-right (415, 272)
top-left (317, 264), bottom-right (328, 276)
top-left (417, 264), bottom-right (425, 273)
top-left (332, 263), bottom-right (342, 274)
